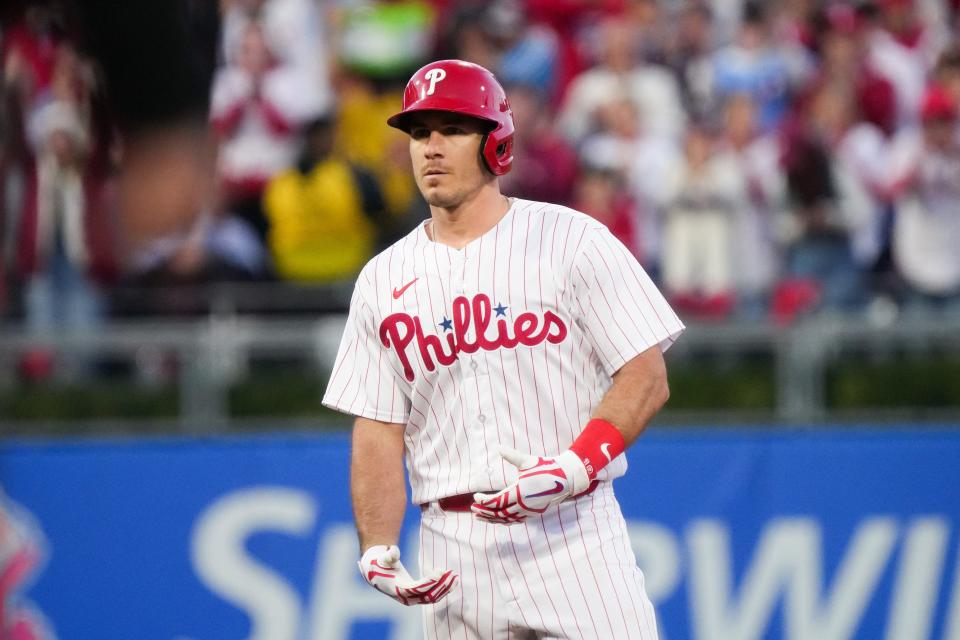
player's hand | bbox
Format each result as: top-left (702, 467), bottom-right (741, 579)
top-left (470, 446), bottom-right (591, 525)
top-left (358, 544), bottom-right (458, 606)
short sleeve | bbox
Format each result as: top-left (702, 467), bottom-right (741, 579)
top-left (571, 225), bottom-right (685, 376)
top-left (322, 281), bottom-right (410, 423)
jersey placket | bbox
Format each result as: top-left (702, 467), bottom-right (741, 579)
top-left (454, 247), bottom-right (497, 485)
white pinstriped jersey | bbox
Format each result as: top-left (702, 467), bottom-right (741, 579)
top-left (322, 198), bottom-right (684, 505)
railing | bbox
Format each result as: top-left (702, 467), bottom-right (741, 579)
top-left (1, 311), bottom-right (959, 430)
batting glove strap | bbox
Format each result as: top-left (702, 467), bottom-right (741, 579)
top-left (358, 544), bottom-right (457, 606)
top-left (554, 450), bottom-right (592, 495)
top-left (569, 418), bottom-right (626, 479)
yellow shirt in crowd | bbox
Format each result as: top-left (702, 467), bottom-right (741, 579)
top-left (264, 158), bottom-right (376, 283)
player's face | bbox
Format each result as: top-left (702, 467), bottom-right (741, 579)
top-left (407, 112), bottom-right (492, 209)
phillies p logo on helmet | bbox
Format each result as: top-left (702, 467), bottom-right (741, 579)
top-left (424, 68), bottom-right (447, 96)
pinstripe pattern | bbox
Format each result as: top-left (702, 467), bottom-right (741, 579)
top-left (323, 197), bottom-right (682, 638)
top-left (419, 484), bottom-right (659, 639)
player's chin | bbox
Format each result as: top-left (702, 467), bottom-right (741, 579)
top-left (422, 188), bottom-right (461, 209)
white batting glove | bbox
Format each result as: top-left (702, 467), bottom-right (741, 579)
top-left (470, 446), bottom-right (591, 525)
top-left (358, 544), bottom-right (458, 606)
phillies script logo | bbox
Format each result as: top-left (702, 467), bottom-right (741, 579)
top-left (379, 293), bottom-right (568, 381)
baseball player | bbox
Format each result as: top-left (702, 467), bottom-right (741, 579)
top-left (322, 59), bottom-right (684, 639)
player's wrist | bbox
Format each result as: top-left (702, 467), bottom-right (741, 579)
top-left (568, 418), bottom-right (626, 480)
top-left (360, 544), bottom-right (392, 564)
top-left (556, 450), bottom-right (592, 495)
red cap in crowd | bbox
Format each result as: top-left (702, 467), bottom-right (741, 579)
top-left (921, 85), bottom-right (958, 122)
top-left (825, 3), bottom-right (864, 35)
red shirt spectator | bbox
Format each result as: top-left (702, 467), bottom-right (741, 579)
top-left (572, 165), bottom-right (640, 260)
top-left (499, 84), bottom-right (578, 205)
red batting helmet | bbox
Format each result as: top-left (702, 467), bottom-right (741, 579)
top-left (387, 59), bottom-right (515, 175)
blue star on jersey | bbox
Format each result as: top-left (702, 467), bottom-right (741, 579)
top-left (494, 303), bottom-right (508, 317)
top-left (439, 316), bottom-right (453, 331)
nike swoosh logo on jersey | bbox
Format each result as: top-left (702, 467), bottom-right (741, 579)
top-left (600, 442), bottom-right (613, 462)
top-left (526, 481), bottom-right (565, 498)
top-left (392, 277), bottom-right (419, 299)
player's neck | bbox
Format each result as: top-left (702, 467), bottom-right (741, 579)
top-left (428, 185), bottom-right (511, 250)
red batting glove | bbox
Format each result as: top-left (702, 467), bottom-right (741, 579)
top-left (358, 545), bottom-right (458, 606)
top-left (470, 446), bottom-right (591, 525)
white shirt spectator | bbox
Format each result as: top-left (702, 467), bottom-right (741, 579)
top-left (661, 147), bottom-right (741, 298)
top-left (726, 134), bottom-right (786, 297)
top-left (867, 28), bottom-right (929, 127)
top-left (26, 99), bottom-right (90, 268)
top-left (580, 131), bottom-right (683, 267)
top-left (558, 65), bottom-right (686, 143)
top-left (221, 0), bottom-right (333, 112)
top-left (210, 61), bottom-right (324, 186)
top-left (834, 122), bottom-right (889, 267)
top-left (887, 128), bottom-right (960, 295)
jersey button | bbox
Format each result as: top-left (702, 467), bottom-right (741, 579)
top-left (478, 414), bottom-right (486, 422)
top-left (470, 361), bottom-right (478, 371)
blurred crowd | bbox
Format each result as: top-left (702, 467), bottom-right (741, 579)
top-left (3, 0), bottom-right (960, 353)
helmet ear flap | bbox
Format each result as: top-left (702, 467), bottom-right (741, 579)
top-left (479, 131), bottom-right (495, 175)
top-left (479, 131), bottom-right (491, 174)
top-left (479, 127), bottom-right (513, 176)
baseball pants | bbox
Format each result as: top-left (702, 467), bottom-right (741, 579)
top-left (418, 483), bottom-right (659, 639)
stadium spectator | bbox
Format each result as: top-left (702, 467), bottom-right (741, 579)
top-left (810, 4), bottom-right (898, 136)
top-left (19, 87), bottom-right (107, 379)
top-left (571, 162), bottom-right (640, 258)
top-left (557, 16), bottom-right (686, 144)
top-left (437, 0), bottom-right (561, 99)
top-left (861, 0), bottom-right (945, 128)
top-left (519, 0), bottom-right (623, 103)
top-left (1, 8), bottom-right (120, 378)
top-left (660, 123), bottom-right (739, 319)
top-left (711, 1), bottom-right (812, 132)
top-left (437, 2), bottom-right (500, 72)
top-left (781, 83), bottom-right (877, 312)
top-left (221, 0), bottom-right (332, 93)
top-left (498, 83), bottom-right (578, 206)
top-left (718, 94), bottom-right (786, 318)
top-left (209, 20), bottom-right (324, 240)
top-left (264, 115), bottom-right (389, 283)
top-left (488, 0), bottom-right (561, 100)
top-left (619, 0), bottom-right (670, 65)
top-left (1, 4), bottom-right (67, 108)
top-left (886, 86), bottom-right (960, 312)
top-left (664, 1), bottom-right (718, 123)
top-left (333, 72), bottom-right (418, 222)
top-left (580, 95), bottom-right (683, 272)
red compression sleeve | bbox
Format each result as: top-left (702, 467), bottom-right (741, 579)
top-left (568, 419), bottom-right (626, 479)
